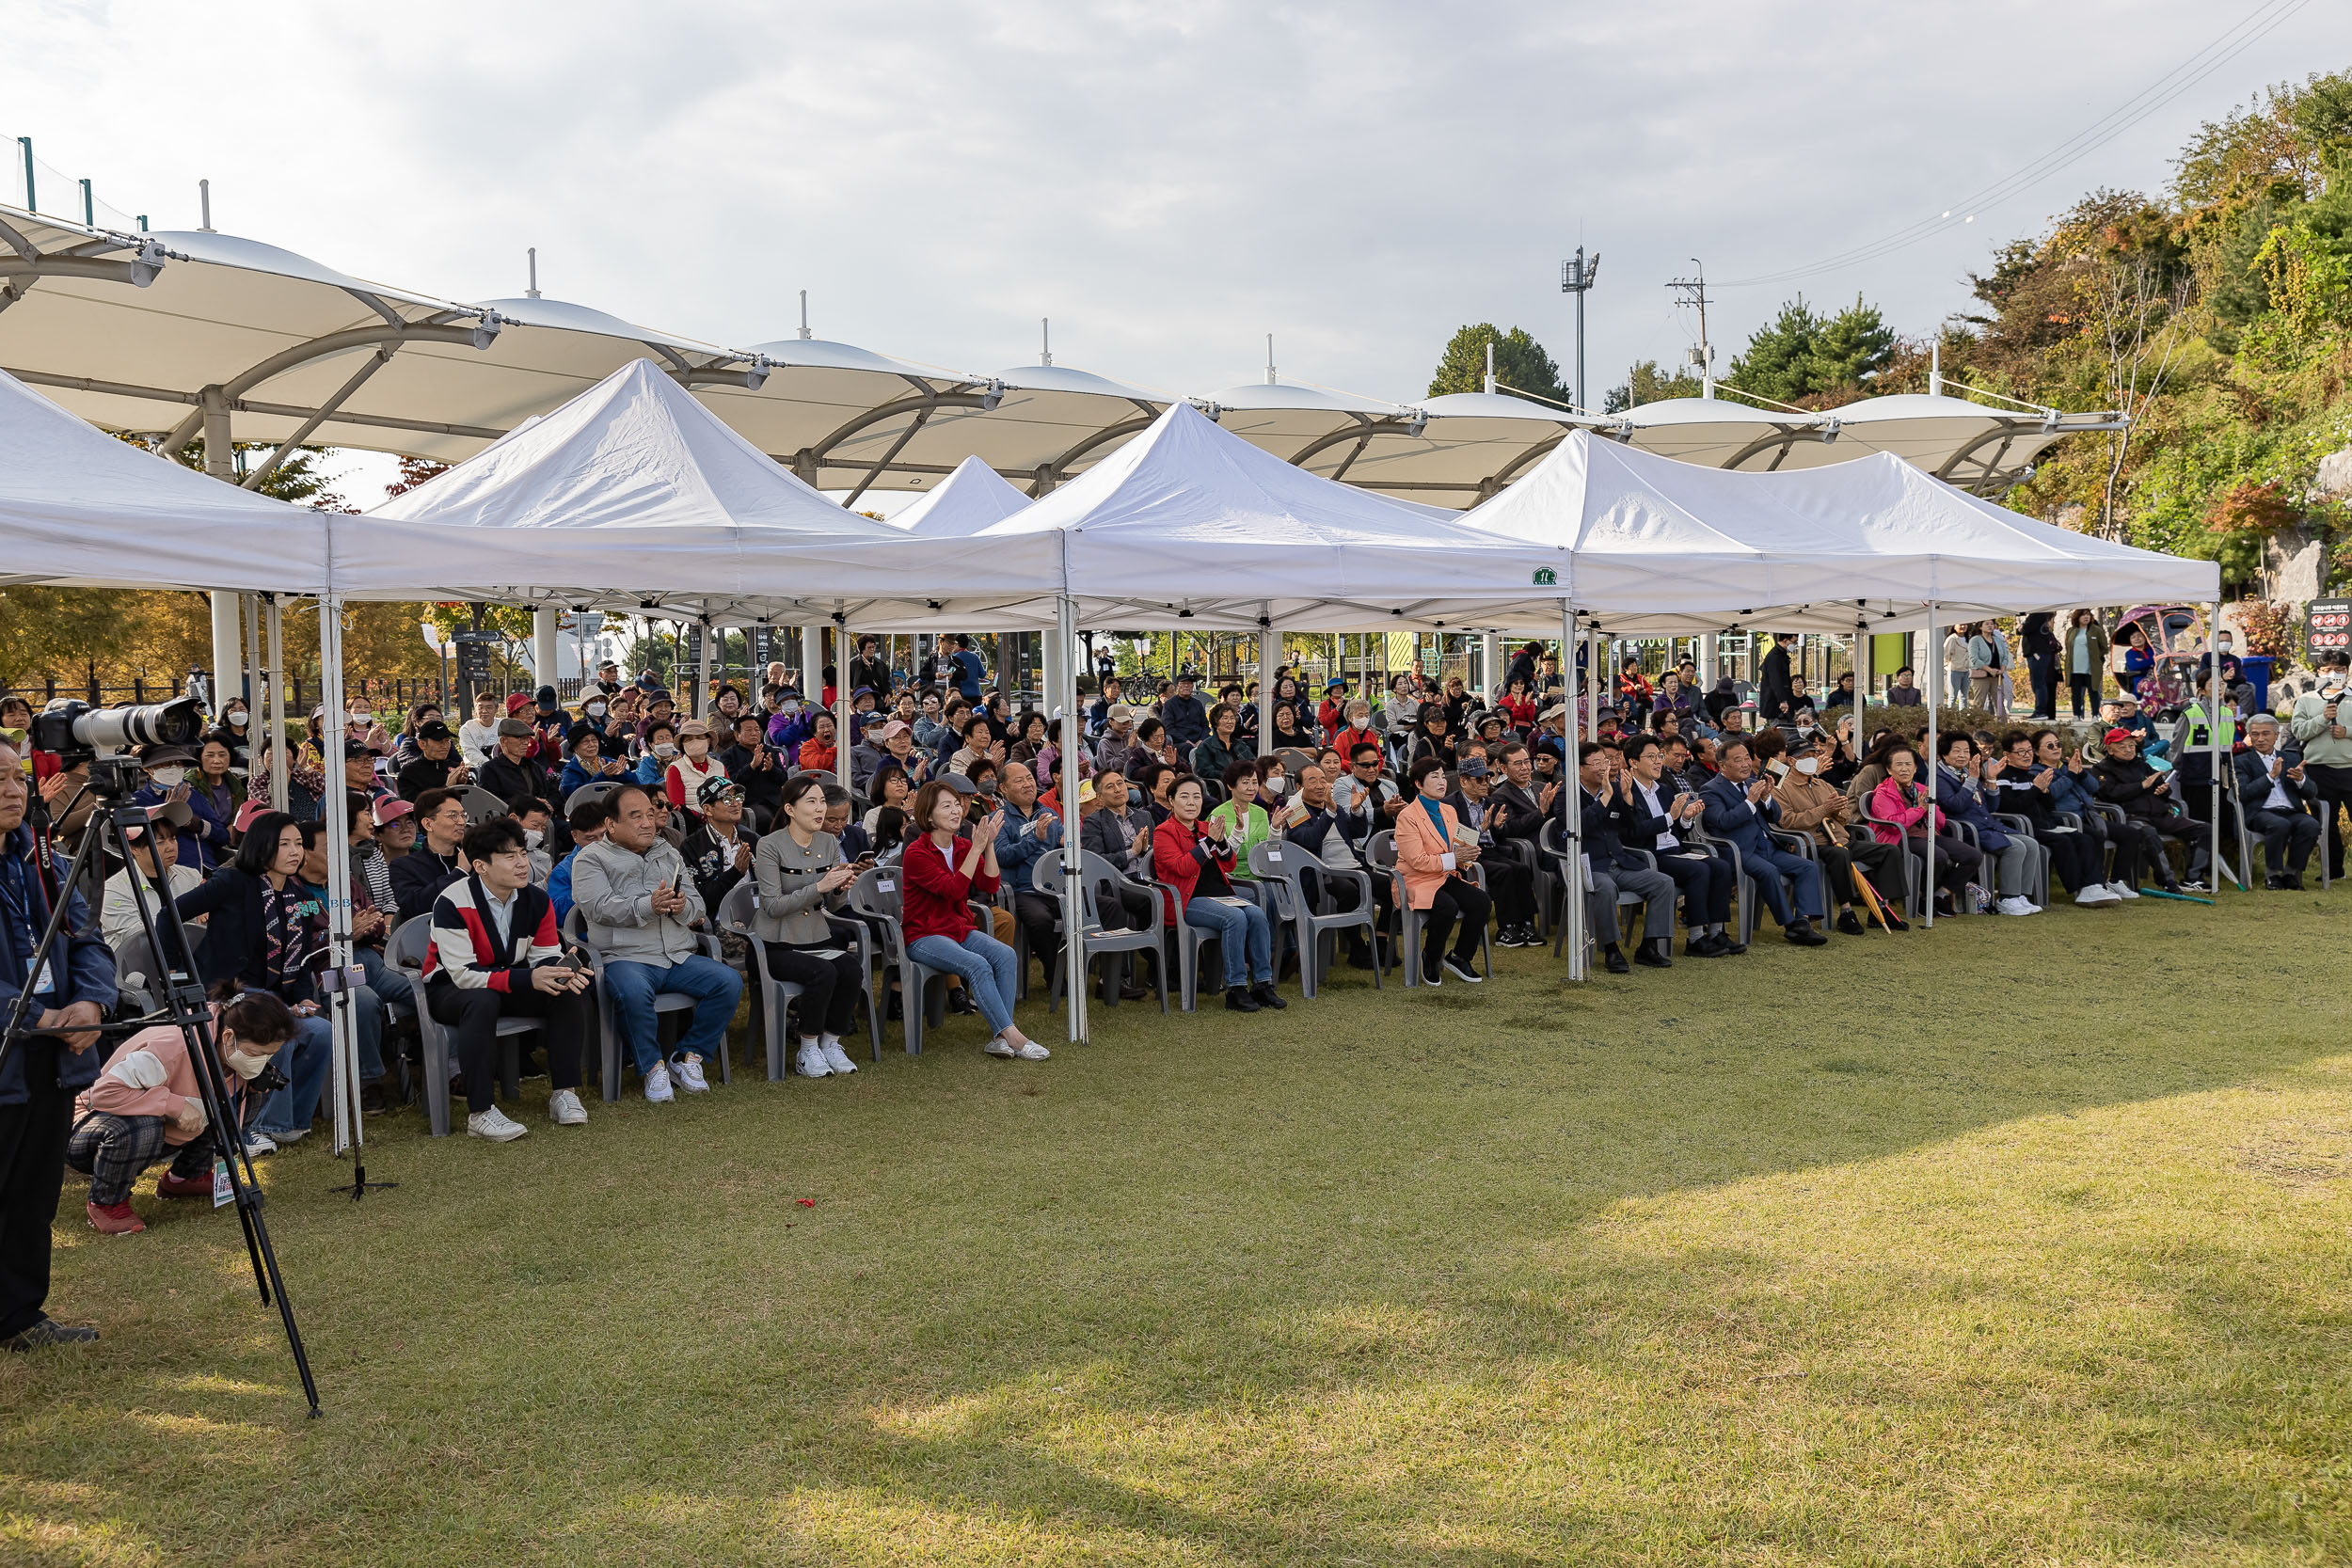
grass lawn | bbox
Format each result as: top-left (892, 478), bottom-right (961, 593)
top-left (4, 885), bottom-right (2349, 1566)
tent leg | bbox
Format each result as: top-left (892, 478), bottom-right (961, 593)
top-left (265, 594), bottom-right (288, 814)
top-left (2209, 598), bottom-right (2223, 894)
top-left (532, 606), bottom-right (559, 699)
top-left (1562, 605), bottom-right (1584, 982)
top-left (1057, 594), bottom-right (1087, 1047)
top-left (1924, 602), bottom-right (1938, 928)
top-left (1257, 613), bottom-right (1278, 760)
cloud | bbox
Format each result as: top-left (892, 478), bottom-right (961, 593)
top-left (4, 0), bottom-right (2338, 422)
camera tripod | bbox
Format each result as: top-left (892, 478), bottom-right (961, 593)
top-left (0, 785), bottom-right (321, 1417)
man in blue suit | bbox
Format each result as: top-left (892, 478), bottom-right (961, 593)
top-left (1699, 736), bottom-right (1829, 946)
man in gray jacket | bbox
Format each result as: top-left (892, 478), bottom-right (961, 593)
top-left (569, 783), bottom-right (743, 1102)
top-left (2290, 650), bottom-right (2352, 879)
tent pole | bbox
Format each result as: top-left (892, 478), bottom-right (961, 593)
top-left (208, 593), bottom-right (239, 717)
top-left (1562, 605), bottom-right (1584, 981)
top-left (799, 624), bottom-right (820, 701)
top-left (240, 591), bottom-right (261, 713)
top-left (1257, 610), bottom-right (1277, 761)
top-left (264, 594), bottom-right (288, 814)
top-left (1853, 610), bottom-right (1867, 822)
top-left (1057, 594), bottom-right (1086, 1047)
top-left (2209, 597), bottom-right (2224, 892)
top-left (832, 610), bottom-right (850, 791)
top-left (1924, 600), bottom-right (1938, 929)
top-left (532, 606), bottom-right (559, 701)
top-left (317, 590), bottom-right (359, 1160)
top-left (696, 616), bottom-right (715, 725)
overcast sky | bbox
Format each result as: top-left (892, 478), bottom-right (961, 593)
top-left (7, 1), bottom-right (2344, 445)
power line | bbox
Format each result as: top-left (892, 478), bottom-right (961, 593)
top-left (1721, 0), bottom-right (2312, 289)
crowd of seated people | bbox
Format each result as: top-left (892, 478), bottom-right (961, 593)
top-left (11, 626), bottom-right (2344, 1214)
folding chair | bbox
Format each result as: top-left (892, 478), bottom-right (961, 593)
top-left (391, 914), bottom-right (591, 1137)
top-left (564, 780), bottom-right (624, 816)
top-left (1363, 829), bottom-right (1490, 987)
top-left (1034, 853), bottom-right (1168, 1012)
top-left (715, 879), bottom-right (880, 1079)
top-left (1247, 838), bottom-right (1380, 999)
top-left (563, 906), bottom-right (732, 1101)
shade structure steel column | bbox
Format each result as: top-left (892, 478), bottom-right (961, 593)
top-left (209, 593), bottom-right (240, 716)
top-left (264, 594), bottom-right (288, 813)
top-left (241, 592), bottom-right (261, 711)
top-left (832, 612), bottom-right (851, 790)
top-left (800, 625), bottom-right (821, 699)
top-left (1056, 592), bottom-right (1088, 1047)
top-left (1699, 632), bottom-right (1719, 687)
top-left (696, 618), bottom-right (715, 723)
top-left (532, 607), bottom-right (560, 699)
top-left (1482, 632), bottom-right (1502, 700)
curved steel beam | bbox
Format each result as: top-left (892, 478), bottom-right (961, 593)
top-left (0, 217), bottom-right (35, 262)
top-left (160, 322), bottom-right (489, 453)
top-left (1035, 416), bottom-right (1155, 485)
top-left (1932, 425), bottom-right (2022, 486)
top-left (1721, 423), bottom-right (1821, 471)
top-left (802, 392), bottom-right (989, 471)
top-left (0, 255), bottom-right (153, 287)
top-left (1282, 415), bottom-right (1413, 471)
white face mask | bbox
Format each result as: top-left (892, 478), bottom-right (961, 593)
top-left (585, 702), bottom-right (607, 718)
top-left (349, 711), bottom-right (371, 727)
top-left (225, 710), bottom-right (247, 728)
top-left (1793, 757), bottom-right (1820, 775)
top-left (524, 828), bottom-right (544, 849)
top-left (653, 742), bottom-right (676, 758)
top-left (1263, 776), bottom-right (1287, 796)
top-left (149, 767), bottom-right (186, 789)
top-left (225, 1048), bottom-right (273, 1081)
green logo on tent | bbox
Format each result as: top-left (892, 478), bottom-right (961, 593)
top-left (1533, 567), bottom-right (1557, 587)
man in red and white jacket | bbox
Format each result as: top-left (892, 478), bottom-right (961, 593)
top-left (423, 817), bottom-right (595, 1141)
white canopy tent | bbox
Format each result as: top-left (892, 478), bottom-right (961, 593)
top-left (888, 454), bottom-right (1034, 536)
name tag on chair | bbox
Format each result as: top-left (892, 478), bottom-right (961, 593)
top-left (876, 879), bottom-right (895, 894)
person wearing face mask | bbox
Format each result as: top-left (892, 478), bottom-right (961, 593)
top-left (1768, 731), bottom-right (1906, 932)
top-left (633, 718), bottom-right (681, 790)
top-left (69, 986), bottom-right (301, 1236)
top-left (174, 812), bottom-right (334, 1151)
top-left (211, 702), bottom-right (253, 771)
top-left (664, 720), bottom-right (727, 820)
top-left (345, 700), bottom-right (392, 757)
top-left (130, 745), bottom-right (206, 869)
top-left (511, 799), bottom-right (556, 886)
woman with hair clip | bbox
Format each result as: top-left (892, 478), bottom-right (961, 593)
top-left (68, 986), bottom-right (298, 1235)
top-left (173, 810), bottom-right (334, 1153)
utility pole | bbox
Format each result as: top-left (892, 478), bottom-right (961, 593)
top-left (1560, 246), bottom-right (1600, 412)
top-left (1666, 261), bottom-right (1715, 399)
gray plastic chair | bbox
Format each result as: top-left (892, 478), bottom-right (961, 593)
top-left (564, 779), bottom-right (625, 816)
top-left (390, 914), bottom-right (579, 1137)
top-left (716, 878), bottom-right (879, 1078)
top-left (1034, 853), bottom-right (1168, 1013)
top-left (1364, 829), bottom-right (1490, 987)
top-left (844, 864), bottom-right (983, 1055)
top-left (1151, 866), bottom-right (1266, 1011)
top-left (562, 906), bottom-right (732, 1101)
top-left (1246, 838), bottom-right (1378, 999)
top-left (1538, 818), bottom-right (1646, 958)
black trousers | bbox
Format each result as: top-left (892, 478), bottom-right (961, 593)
top-left (1816, 839), bottom-right (1906, 910)
top-left (2306, 763), bottom-right (2352, 879)
top-left (0, 1039), bottom-right (73, 1338)
top-left (2026, 654), bottom-right (2058, 718)
top-left (2245, 807), bottom-right (2321, 877)
top-left (1012, 890), bottom-right (1061, 979)
top-left (427, 981), bottom-right (589, 1114)
top-left (1907, 833), bottom-right (1982, 897)
top-left (2068, 673), bottom-right (2099, 717)
top-left (1485, 855), bottom-right (1535, 926)
top-left (2033, 827), bottom-right (2105, 893)
top-left (1422, 879), bottom-right (1492, 969)
top-left (1655, 849), bottom-right (1734, 926)
top-left (764, 942), bottom-right (865, 1037)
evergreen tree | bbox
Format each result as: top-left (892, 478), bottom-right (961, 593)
top-left (1601, 359), bottom-right (1702, 413)
top-left (1426, 324), bottom-right (1570, 404)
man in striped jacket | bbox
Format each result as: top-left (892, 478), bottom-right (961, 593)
top-left (423, 817), bottom-right (595, 1142)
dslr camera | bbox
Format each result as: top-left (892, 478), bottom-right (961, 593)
top-left (31, 696), bottom-right (205, 793)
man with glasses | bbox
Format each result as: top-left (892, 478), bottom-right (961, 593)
top-left (392, 787), bottom-right (472, 928)
top-left (1330, 742), bottom-right (1404, 827)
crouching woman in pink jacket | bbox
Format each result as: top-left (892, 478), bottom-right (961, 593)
top-left (66, 986), bottom-right (298, 1236)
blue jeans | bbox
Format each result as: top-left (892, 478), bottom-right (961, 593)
top-left (600, 955), bottom-right (742, 1074)
top-left (250, 1013), bottom-right (333, 1139)
top-left (352, 945), bottom-right (414, 1081)
top-left (1184, 896), bottom-right (1272, 988)
top-left (908, 931), bottom-right (1018, 1036)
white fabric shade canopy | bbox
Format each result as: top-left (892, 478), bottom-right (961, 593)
top-left (1458, 429), bottom-right (2218, 634)
top-left (0, 366), bottom-right (330, 592)
top-left (888, 454), bottom-right (1034, 535)
top-left (847, 399), bottom-right (1572, 634)
top-left (342, 359), bottom-right (1025, 616)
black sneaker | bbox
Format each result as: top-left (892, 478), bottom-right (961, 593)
top-left (1224, 986), bottom-right (1260, 1013)
top-left (1784, 918), bottom-right (1828, 947)
top-left (1249, 981), bottom-right (1288, 1010)
top-left (1441, 957), bottom-right (1484, 984)
top-left (1634, 938), bottom-right (1673, 969)
top-left (1835, 910), bottom-right (1867, 937)
top-left (3, 1317), bottom-right (98, 1352)
top-left (1602, 944), bottom-right (1630, 974)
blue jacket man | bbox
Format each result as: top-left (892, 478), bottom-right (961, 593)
top-left (1698, 736), bottom-right (1827, 943)
top-left (0, 768), bottom-right (120, 1349)
top-left (993, 768), bottom-right (1064, 978)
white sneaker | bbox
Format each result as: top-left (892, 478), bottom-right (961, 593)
top-left (548, 1088), bottom-right (587, 1126)
top-left (2074, 885), bottom-right (2120, 906)
top-left (674, 1054), bottom-right (710, 1094)
top-left (268, 1125), bottom-right (310, 1145)
top-left (242, 1132), bottom-right (278, 1159)
top-left (467, 1105), bottom-right (528, 1142)
top-left (1996, 895), bottom-right (2037, 916)
top-left (796, 1042), bottom-right (832, 1078)
top-left (2109, 881), bottom-right (2141, 899)
top-left (1441, 957), bottom-right (1484, 984)
top-left (820, 1041), bottom-right (858, 1075)
top-left (643, 1061), bottom-right (675, 1103)
top-left (1014, 1040), bottom-right (1052, 1061)
top-left (983, 1035), bottom-right (1018, 1058)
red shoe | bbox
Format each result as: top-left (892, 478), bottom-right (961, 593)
top-left (86, 1200), bottom-right (146, 1236)
top-left (154, 1172), bottom-right (212, 1199)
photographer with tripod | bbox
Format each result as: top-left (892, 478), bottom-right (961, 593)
top-left (0, 742), bottom-right (119, 1350)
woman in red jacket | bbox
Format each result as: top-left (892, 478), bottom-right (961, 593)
top-left (1152, 774), bottom-right (1282, 1013)
top-left (900, 781), bottom-right (1046, 1060)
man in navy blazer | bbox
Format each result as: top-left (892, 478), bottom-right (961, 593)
top-left (1699, 736), bottom-right (1828, 945)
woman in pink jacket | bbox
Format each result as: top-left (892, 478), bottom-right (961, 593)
top-left (1866, 743), bottom-right (1984, 917)
top-left (1392, 754), bottom-right (1491, 985)
top-left (66, 987), bottom-right (299, 1236)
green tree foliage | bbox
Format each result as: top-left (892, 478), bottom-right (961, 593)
top-left (1725, 294), bottom-right (1895, 406)
top-left (1427, 324), bottom-right (1570, 404)
top-left (1600, 359), bottom-right (1702, 413)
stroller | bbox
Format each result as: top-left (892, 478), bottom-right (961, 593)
top-left (2116, 604), bottom-right (2200, 722)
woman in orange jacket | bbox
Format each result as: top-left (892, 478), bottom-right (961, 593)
top-left (1391, 754), bottom-right (1491, 985)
